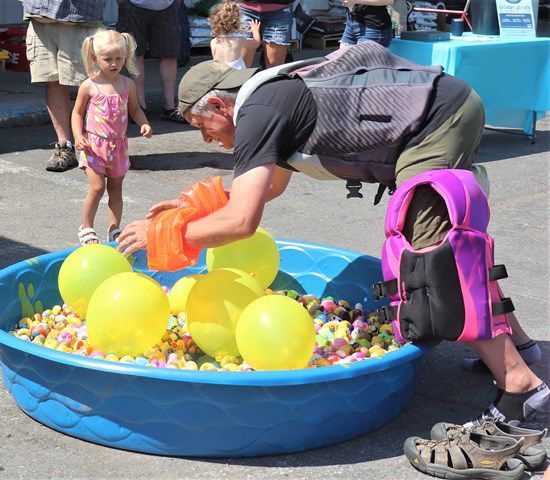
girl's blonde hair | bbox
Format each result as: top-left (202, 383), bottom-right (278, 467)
top-left (82, 28), bottom-right (139, 77)
top-left (208, 0), bottom-right (242, 37)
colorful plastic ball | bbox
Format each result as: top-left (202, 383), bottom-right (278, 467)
top-left (185, 268), bottom-right (264, 357)
top-left (205, 226), bottom-right (280, 289)
top-left (58, 244), bottom-right (132, 318)
top-left (168, 274), bottom-right (201, 315)
top-left (86, 272), bottom-right (170, 356)
top-left (236, 295), bottom-right (316, 371)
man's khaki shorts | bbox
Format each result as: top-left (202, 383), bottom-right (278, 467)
top-left (394, 90), bottom-right (486, 249)
top-left (26, 20), bottom-right (100, 86)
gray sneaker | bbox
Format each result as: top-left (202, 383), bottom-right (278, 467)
top-left (46, 141), bottom-right (78, 172)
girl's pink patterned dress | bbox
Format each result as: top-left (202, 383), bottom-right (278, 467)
top-left (79, 77), bottom-right (131, 178)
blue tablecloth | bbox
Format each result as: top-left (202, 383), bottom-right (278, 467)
top-left (389, 34), bottom-right (550, 133)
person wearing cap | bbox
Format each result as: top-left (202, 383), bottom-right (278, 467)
top-left (117, 41), bottom-right (548, 430)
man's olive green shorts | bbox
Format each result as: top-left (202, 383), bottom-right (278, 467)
top-left (394, 90), bottom-right (486, 249)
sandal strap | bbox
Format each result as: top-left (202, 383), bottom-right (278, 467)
top-left (448, 444), bottom-right (468, 470)
top-left (108, 228), bottom-right (122, 242)
top-left (78, 226), bottom-right (99, 245)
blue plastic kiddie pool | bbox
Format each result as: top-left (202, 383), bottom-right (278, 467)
top-left (0, 239), bottom-right (426, 457)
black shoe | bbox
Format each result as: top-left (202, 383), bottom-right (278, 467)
top-left (161, 107), bottom-right (188, 124)
top-left (46, 141), bottom-right (78, 172)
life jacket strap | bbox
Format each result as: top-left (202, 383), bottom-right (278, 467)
top-left (492, 298), bottom-right (515, 316)
top-left (372, 279), bottom-right (398, 300)
top-left (489, 264), bottom-right (508, 281)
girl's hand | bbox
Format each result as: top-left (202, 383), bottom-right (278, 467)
top-left (248, 19), bottom-right (261, 35)
top-left (145, 198), bottom-right (190, 219)
top-left (341, 0), bottom-right (356, 7)
top-left (141, 124), bottom-right (153, 138)
top-left (74, 134), bottom-right (89, 151)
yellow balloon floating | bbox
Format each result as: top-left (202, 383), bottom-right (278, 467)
top-left (168, 274), bottom-right (201, 316)
top-left (58, 244), bottom-right (132, 318)
top-left (236, 295), bottom-right (316, 371)
top-left (86, 272), bottom-right (170, 356)
top-left (206, 226), bottom-right (280, 289)
top-left (185, 268), bottom-right (264, 357)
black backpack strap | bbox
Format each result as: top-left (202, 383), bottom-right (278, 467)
top-left (489, 264), bottom-right (508, 281)
top-left (374, 180), bottom-right (397, 205)
top-left (372, 279), bottom-right (398, 300)
top-left (492, 297), bottom-right (515, 315)
top-left (346, 179), bottom-right (363, 198)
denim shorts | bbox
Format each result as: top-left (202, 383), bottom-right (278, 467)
top-left (340, 15), bottom-right (392, 48)
top-left (240, 6), bottom-right (293, 45)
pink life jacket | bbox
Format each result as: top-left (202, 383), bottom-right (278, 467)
top-left (373, 169), bottom-right (514, 344)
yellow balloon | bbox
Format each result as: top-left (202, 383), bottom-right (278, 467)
top-left (168, 274), bottom-right (201, 315)
top-left (186, 268), bottom-right (264, 357)
top-left (86, 272), bottom-right (170, 356)
top-left (206, 226), bottom-right (280, 289)
top-left (236, 295), bottom-right (316, 371)
top-left (58, 244), bottom-right (132, 318)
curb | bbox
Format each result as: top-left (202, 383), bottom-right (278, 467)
top-left (0, 103), bottom-right (50, 129)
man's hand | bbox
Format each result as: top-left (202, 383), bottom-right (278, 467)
top-left (145, 199), bottom-right (190, 219)
top-left (116, 219), bottom-right (151, 256)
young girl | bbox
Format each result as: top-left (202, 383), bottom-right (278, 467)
top-left (209, 0), bottom-right (261, 69)
top-left (340, 0), bottom-right (394, 49)
top-left (72, 29), bottom-right (152, 245)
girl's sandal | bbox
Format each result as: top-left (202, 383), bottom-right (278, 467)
top-left (431, 419), bottom-right (548, 471)
top-left (78, 226), bottom-right (100, 245)
top-left (403, 431), bottom-right (525, 479)
top-left (108, 227), bottom-right (123, 242)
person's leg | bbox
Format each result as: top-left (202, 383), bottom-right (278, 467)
top-left (26, 21), bottom-right (78, 171)
top-left (260, 7), bottom-right (292, 68)
top-left (178, 2), bottom-right (191, 66)
top-left (117, 1), bottom-right (148, 109)
top-left (106, 176), bottom-right (124, 234)
top-left (82, 168), bottom-right (106, 231)
top-left (134, 55), bottom-right (147, 109)
top-left (239, 7), bottom-right (261, 67)
top-left (395, 91), bottom-right (547, 423)
top-left (263, 42), bottom-right (288, 68)
top-left (45, 81), bottom-right (72, 143)
top-left (468, 335), bottom-right (541, 393)
top-left (149, 1), bottom-right (184, 120)
top-left (159, 57), bottom-right (177, 110)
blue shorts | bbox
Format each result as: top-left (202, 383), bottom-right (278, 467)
top-left (340, 16), bottom-right (393, 48)
top-left (240, 6), bottom-right (293, 46)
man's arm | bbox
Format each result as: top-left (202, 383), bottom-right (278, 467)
top-left (184, 163), bottom-right (276, 248)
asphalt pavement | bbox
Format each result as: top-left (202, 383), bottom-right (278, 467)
top-left (0, 56), bottom-right (548, 480)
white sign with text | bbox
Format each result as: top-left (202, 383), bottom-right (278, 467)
top-left (496, 0), bottom-right (538, 37)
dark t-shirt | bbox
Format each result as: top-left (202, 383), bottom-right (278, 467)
top-left (233, 78), bottom-right (317, 178)
top-left (350, 6), bottom-right (392, 30)
top-left (233, 73), bottom-right (471, 178)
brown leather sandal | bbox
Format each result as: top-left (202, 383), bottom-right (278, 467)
top-left (403, 431), bottom-right (525, 479)
top-left (431, 418), bottom-right (547, 470)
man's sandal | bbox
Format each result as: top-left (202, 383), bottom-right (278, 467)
top-left (431, 419), bottom-right (548, 470)
top-left (403, 431), bottom-right (525, 479)
top-left (108, 227), bottom-right (122, 242)
top-left (78, 226), bottom-right (100, 245)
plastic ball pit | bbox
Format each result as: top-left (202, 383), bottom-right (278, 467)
top-left (0, 239), bottom-right (427, 457)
